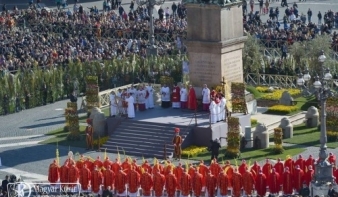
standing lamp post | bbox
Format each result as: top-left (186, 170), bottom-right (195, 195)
top-left (136, 0), bottom-right (165, 56)
top-left (297, 51), bottom-right (335, 185)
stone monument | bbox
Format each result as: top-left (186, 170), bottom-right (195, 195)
top-left (89, 107), bottom-right (106, 137)
top-left (185, 1), bottom-right (247, 88)
top-left (253, 123), bottom-right (269, 149)
top-left (279, 117), bottom-right (293, 139)
top-left (305, 106), bottom-right (320, 128)
top-left (279, 91), bottom-right (294, 106)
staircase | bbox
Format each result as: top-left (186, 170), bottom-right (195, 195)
top-left (102, 120), bottom-right (192, 158)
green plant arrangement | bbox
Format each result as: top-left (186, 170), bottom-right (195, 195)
top-left (85, 76), bottom-right (100, 112)
top-left (226, 117), bottom-right (241, 158)
top-left (182, 146), bottom-right (208, 157)
top-left (64, 104), bottom-right (80, 140)
top-left (260, 89), bottom-right (301, 100)
top-left (272, 127), bottom-right (284, 154)
top-left (267, 105), bottom-right (299, 114)
top-left (231, 83), bottom-right (247, 114)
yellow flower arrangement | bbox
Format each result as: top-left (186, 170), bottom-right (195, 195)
top-left (267, 105), bottom-right (299, 114)
top-left (261, 89), bottom-right (301, 100)
top-left (93, 136), bottom-right (109, 146)
top-left (182, 146), bottom-right (207, 157)
top-left (256, 86), bottom-right (270, 93)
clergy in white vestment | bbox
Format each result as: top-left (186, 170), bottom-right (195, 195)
top-left (202, 84), bottom-right (211, 111)
top-left (180, 85), bottom-right (188, 109)
top-left (215, 96), bottom-right (221, 122)
top-left (161, 84), bottom-right (170, 108)
top-left (125, 94), bottom-right (135, 118)
top-left (109, 91), bottom-right (118, 117)
top-left (219, 94), bottom-right (227, 121)
top-left (128, 85), bottom-right (137, 109)
top-left (116, 89), bottom-right (123, 114)
top-left (146, 83), bottom-right (155, 109)
top-left (209, 99), bottom-right (217, 124)
top-left (138, 87), bottom-right (147, 111)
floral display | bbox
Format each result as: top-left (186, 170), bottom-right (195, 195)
top-left (327, 131), bottom-right (338, 142)
top-left (261, 89), bottom-right (301, 100)
top-left (85, 76), bottom-right (100, 112)
top-left (273, 128), bottom-right (284, 154)
top-left (256, 86), bottom-right (270, 93)
top-left (326, 97), bottom-right (338, 138)
top-left (231, 83), bottom-right (247, 114)
top-left (93, 136), bottom-right (109, 147)
top-left (181, 146), bottom-right (207, 157)
top-left (226, 117), bottom-right (241, 158)
top-left (267, 105), bottom-right (299, 114)
top-left (64, 102), bottom-right (80, 139)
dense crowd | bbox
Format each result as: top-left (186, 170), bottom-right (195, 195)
top-left (0, 3), bottom-right (187, 73)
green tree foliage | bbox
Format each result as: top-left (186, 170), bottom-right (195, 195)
top-left (242, 35), bottom-right (263, 74)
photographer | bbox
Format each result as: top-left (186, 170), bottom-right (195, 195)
top-left (208, 138), bottom-right (221, 161)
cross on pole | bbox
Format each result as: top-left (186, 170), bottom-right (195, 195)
top-left (220, 77), bottom-right (226, 94)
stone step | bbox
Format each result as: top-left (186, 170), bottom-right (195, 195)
top-left (104, 141), bottom-right (175, 150)
top-left (118, 123), bottom-right (190, 132)
top-left (106, 135), bottom-right (181, 144)
top-left (102, 145), bottom-right (170, 158)
top-left (114, 127), bottom-right (190, 135)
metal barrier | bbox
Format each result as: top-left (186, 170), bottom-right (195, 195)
top-left (245, 73), bottom-right (298, 88)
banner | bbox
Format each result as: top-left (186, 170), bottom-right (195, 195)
top-left (182, 61), bottom-right (189, 74)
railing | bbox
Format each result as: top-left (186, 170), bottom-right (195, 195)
top-left (245, 73), bottom-right (298, 88)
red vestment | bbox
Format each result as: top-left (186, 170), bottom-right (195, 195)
top-left (171, 86), bottom-right (180, 102)
top-left (85, 160), bottom-right (94, 172)
top-left (210, 90), bottom-right (217, 100)
top-left (206, 173), bottom-right (217, 197)
top-left (268, 171), bottom-right (280, 194)
top-left (295, 158), bottom-right (306, 172)
top-left (188, 166), bottom-right (195, 178)
top-left (111, 161), bottom-right (121, 174)
top-left (329, 154), bottom-right (336, 165)
top-left (232, 172), bottom-right (243, 197)
top-left (164, 165), bottom-right (173, 176)
top-left (238, 163), bottom-right (247, 175)
top-left (305, 157), bottom-right (315, 171)
top-left (174, 166), bottom-right (184, 190)
top-left (192, 172), bottom-right (203, 197)
top-left (153, 164), bottom-right (164, 175)
top-left (68, 165), bottom-right (79, 187)
top-left (187, 87), bottom-right (197, 110)
top-left (48, 162), bottom-right (60, 183)
top-left (217, 172), bottom-right (229, 196)
top-left (103, 159), bottom-right (113, 169)
top-left (141, 162), bottom-right (152, 174)
top-left (60, 165), bottom-right (69, 184)
top-left (304, 169), bottom-right (314, 186)
top-left (91, 169), bottom-right (103, 193)
top-left (65, 158), bottom-right (75, 167)
top-left (103, 169), bottom-right (115, 189)
top-left (284, 158), bottom-right (294, 174)
top-left (153, 173), bottom-right (165, 197)
top-left (282, 171), bottom-right (293, 195)
top-left (251, 163), bottom-right (260, 176)
top-left (140, 172), bottom-right (153, 196)
top-left (262, 163), bottom-right (273, 178)
top-left (242, 171), bottom-right (255, 195)
top-left (180, 172), bottom-right (191, 196)
top-left (165, 173), bottom-right (177, 197)
top-left (223, 164), bottom-right (233, 187)
top-left (128, 169), bottom-right (140, 193)
top-left (76, 160), bottom-right (84, 171)
top-left (209, 162), bottom-right (221, 178)
top-left (274, 162), bottom-right (284, 177)
top-left (198, 164), bottom-right (208, 187)
top-left (334, 169), bottom-right (338, 184)
top-left (94, 159), bottom-right (103, 169)
top-left (115, 170), bottom-right (127, 194)
top-left (79, 166), bottom-right (91, 190)
top-left (121, 160), bottom-right (131, 174)
top-left (293, 168), bottom-right (304, 191)
top-left (255, 173), bottom-right (267, 197)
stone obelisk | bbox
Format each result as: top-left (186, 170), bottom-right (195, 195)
top-left (185, 1), bottom-right (247, 88)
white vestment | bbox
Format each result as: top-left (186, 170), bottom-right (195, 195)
top-left (161, 87), bottom-right (170, 101)
top-left (138, 90), bottom-right (146, 104)
top-left (128, 88), bottom-right (136, 99)
top-left (180, 88), bottom-right (187, 102)
top-left (109, 94), bottom-right (118, 116)
top-left (126, 96), bottom-right (135, 118)
top-left (146, 85), bottom-right (154, 108)
top-left (216, 102), bottom-right (221, 121)
top-left (209, 101), bottom-right (217, 124)
top-left (202, 88), bottom-right (211, 104)
top-left (220, 98), bottom-right (227, 120)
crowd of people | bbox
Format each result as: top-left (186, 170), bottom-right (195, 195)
top-left (42, 152), bottom-right (338, 197)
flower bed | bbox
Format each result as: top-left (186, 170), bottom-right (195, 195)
top-left (231, 83), bottom-right (247, 114)
top-left (327, 131), bottom-right (338, 142)
top-left (182, 146), bottom-right (207, 157)
top-left (86, 76), bottom-right (100, 112)
top-left (256, 86), bottom-right (271, 93)
top-left (261, 89), bottom-right (301, 100)
top-left (267, 105), bottom-right (299, 114)
top-left (226, 117), bottom-right (241, 158)
top-left (93, 136), bottom-right (109, 147)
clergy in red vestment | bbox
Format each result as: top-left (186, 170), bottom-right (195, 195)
top-left (284, 156), bottom-right (294, 175)
top-left (295, 155), bottom-right (306, 172)
top-left (76, 155), bottom-right (85, 171)
top-left (188, 164), bottom-right (195, 178)
top-left (115, 168), bottom-right (128, 196)
top-left (165, 168), bottom-right (178, 197)
top-left (334, 167), bottom-right (338, 184)
top-left (262, 159), bottom-right (273, 178)
top-left (171, 84), bottom-right (181, 109)
top-left (192, 168), bottom-right (203, 197)
top-left (112, 158), bottom-right (121, 174)
top-left (121, 158), bottom-right (132, 174)
top-left (223, 161), bottom-right (233, 188)
top-left (93, 156), bottom-right (103, 170)
top-left (180, 169), bottom-right (191, 197)
top-left (80, 164), bottom-right (91, 191)
top-left (268, 168), bottom-right (281, 194)
top-left (305, 155), bottom-right (315, 171)
top-left (153, 162), bottom-right (164, 175)
top-left (91, 165), bottom-right (103, 193)
top-left (242, 168), bottom-right (255, 196)
top-left (127, 166), bottom-right (141, 197)
top-left (48, 160), bottom-right (60, 184)
top-left (140, 168), bottom-right (153, 197)
top-left (85, 158), bottom-right (94, 172)
top-left (132, 159), bottom-right (141, 175)
top-left (187, 85), bottom-right (197, 110)
top-left (210, 87), bottom-right (217, 100)
top-left (205, 171), bottom-right (217, 197)
top-left (103, 165), bottom-right (115, 190)
top-left (153, 170), bottom-right (165, 197)
top-left (251, 161), bottom-right (260, 176)
top-left (282, 167), bottom-right (293, 195)
top-left (68, 163), bottom-right (79, 188)
top-left (238, 160), bottom-right (248, 175)
top-left (174, 163), bottom-right (184, 190)
top-left (198, 160), bottom-right (208, 188)
top-left (304, 165), bottom-right (314, 186)
top-left (103, 157), bottom-right (113, 170)
top-left (141, 160), bottom-right (152, 174)
top-left (60, 162), bottom-right (69, 187)
top-left (293, 165), bottom-right (304, 192)
top-left (209, 159), bottom-right (221, 178)
top-left (255, 169), bottom-right (267, 197)
top-left (217, 169), bottom-right (229, 197)
top-left (274, 158), bottom-right (284, 176)
top-left (329, 152), bottom-right (336, 165)
top-left (65, 154), bottom-right (75, 167)
top-left (164, 161), bottom-right (174, 176)
top-left (232, 168), bottom-right (243, 197)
